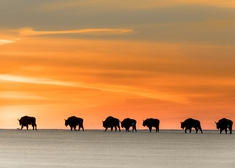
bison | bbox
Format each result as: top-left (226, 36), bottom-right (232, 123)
top-left (103, 116), bottom-right (120, 132)
top-left (65, 116), bottom-right (84, 131)
top-left (18, 116), bottom-right (37, 130)
top-left (143, 118), bottom-right (160, 132)
top-left (121, 118), bottom-right (137, 132)
top-left (216, 118), bottom-right (233, 134)
top-left (181, 118), bottom-right (203, 133)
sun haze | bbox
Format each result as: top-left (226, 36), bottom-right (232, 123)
top-left (0, 0), bottom-right (235, 129)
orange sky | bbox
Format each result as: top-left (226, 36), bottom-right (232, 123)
top-left (1, 0), bottom-right (235, 130)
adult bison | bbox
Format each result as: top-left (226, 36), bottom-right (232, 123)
top-left (18, 116), bottom-right (37, 130)
top-left (216, 118), bottom-right (233, 134)
top-left (103, 116), bottom-right (120, 132)
top-left (65, 116), bottom-right (84, 131)
top-left (121, 118), bottom-right (137, 132)
top-left (181, 118), bottom-right (203, 133)
top-left (143, 118), bottom-right (160, 132)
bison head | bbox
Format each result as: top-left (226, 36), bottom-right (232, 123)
top-left (181, 122), bottom-right (185, 129)
top-left (65, 119), bottom-right (68, 127)
top-left (18, 119), bottom-right (22, 125)
top-left (121, 121), bottom-right (125, 128)
top-left (103, 121), bottom-right (107, 127)
top-left (215, 122), bottom-right (220, 129)
top-left (143, 120), bottom-right (147, 127)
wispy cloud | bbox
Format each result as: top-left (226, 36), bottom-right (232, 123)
top-left (0, 74), bottom-right (187, 103)
top-left (0, 39), bottom-right (15, 45)
top-left (13, 27), bottom-right (133, 36)
top-left (0, 74), bottom-right (78, 87)
top-left (40, 0), bottom-right (235, 11)
top-left (0, 91), bottom-right (44, 100)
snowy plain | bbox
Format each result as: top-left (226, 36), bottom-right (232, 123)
top-left (0, 129), bottom-right (235, 168)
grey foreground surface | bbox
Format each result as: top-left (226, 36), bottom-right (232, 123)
top-left (0, 129), bottom-right (234, 168)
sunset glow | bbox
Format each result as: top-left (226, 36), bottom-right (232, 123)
top-left (1, 0), bottom-right (235, 130)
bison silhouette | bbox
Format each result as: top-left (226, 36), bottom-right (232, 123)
top-left (143, 118), bottom-right (160, 132)
top-left (18, 116), bottom-right (37, 130)
top-left (181, 118), bottom-right (203, 133)
top-left (65, 116), bottom-right (84, 131)
top-left (216, 118), bottom-right (233, 134)
top-left (121, 118), bottom-right (137, 132)
top-left (103, 116), bottom-right (120, 132)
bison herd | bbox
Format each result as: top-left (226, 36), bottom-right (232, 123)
top-left (17, 116), bottom-right (233, 134)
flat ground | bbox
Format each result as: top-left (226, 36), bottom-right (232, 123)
top-left (0, 129), bottom-right (234, 168)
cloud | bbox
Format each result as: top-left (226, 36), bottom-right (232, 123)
top-left (0, 39), bottom-right (15, 45)
top-left (0, 74), bottom-right (187, 103)
top-left (13, 27), bottom-right (133, 36)
top-left (40, 0), bottom-right (235, 11)
top-left (0, 91), bottom-right (44, 100)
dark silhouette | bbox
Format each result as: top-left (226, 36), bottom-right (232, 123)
top-left (143, 118), bottom-right (160, 132)
top-left (18, 116), bottom-right (37, 130)
top-left (121, 118), bottom-right (137, 132)
top-left (216, 118), bottom-right (233, 134)
top-left (103, 116), bottom-right (120, 132)
top-left (65, 116), bottom-right (84, 131)
top-left (181, 118), bottom-right (203, 133)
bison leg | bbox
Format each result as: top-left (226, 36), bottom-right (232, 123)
top-left (199, 127), bottom-right (203, 133)
top-left (149, 127), bottom-right (152, 132)
top-left (225, 128), bottom-right (227, 134)
top-left (105, 127), bottom-right (108, 131)
top-left (111, 127), bottom-right (113, 132)
top-left (220, 129), bottom-right (222, 134)
top-left (195, 127), bottom-right (198, 133)
top-left (117, 125), bottom-right (121, 132)
top-left (189, 128), bottom-right (192, 133)
top-left (185, 128), bottom-right (187, 133)
top-left (132, 125), bottom-right (137, 132)
top-left (156, 127), bottom-right (159, 132)
top-left (33, 124), bottom-right (37, 130)
top-left (79, 125), bottom-right (84, 131)
top-left (32, 124), bottom-right (36, 130)
top-left (26, 125), bottom-right (28, 130)
top-left (79, 125), bottom-right (82, 131)
top-left (230, 129), bottom-right (232, 134)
